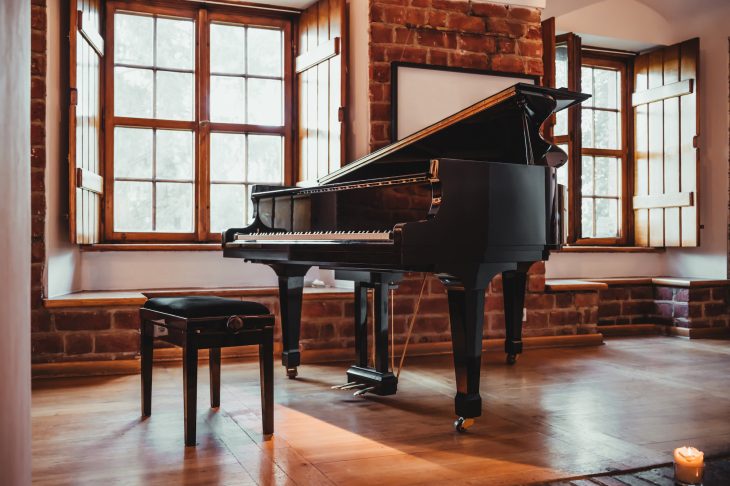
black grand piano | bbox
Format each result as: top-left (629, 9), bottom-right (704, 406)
top-left (224, 83), bottom-right (588, 431)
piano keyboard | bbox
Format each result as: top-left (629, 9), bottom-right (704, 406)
top-left (230, 231), bottom-right (393, 244)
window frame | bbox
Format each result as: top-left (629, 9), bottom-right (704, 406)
top-left (575, 53), bottom-right (632, 246)
top-left (103, 1), bottom-right (293, 243)
top-left (553, 38), bottom-right (634, 246)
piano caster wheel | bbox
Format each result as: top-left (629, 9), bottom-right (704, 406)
top-left (506, 354), bottom-right (517, 365)
top-left (286, 367), bottom-right (298, 379)
top-left (454, 417), bottom-right (475, 433)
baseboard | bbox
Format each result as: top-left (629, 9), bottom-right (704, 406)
top-left (599, 323), bottom-right (730, 340)
top-left (667, 326), bottom-right (730, 339)
top-left (31, 333), bottom-right (604, 379)
top-left (599, 324), bottom-right (662, 337)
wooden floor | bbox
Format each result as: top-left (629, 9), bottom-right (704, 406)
top-left (33, 337), bottom-right (730, 485)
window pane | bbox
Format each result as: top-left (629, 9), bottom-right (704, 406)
top-left (210, 133), bottom-right (245, 182)
top-left (114, 14), bottom-right (153, 66)
top-left (114, 127), bottom-right (153, 179)
top-left (115, 67), bottom-right (153, 118)
top-left (210, 184), bottom-right (246, 232)
top-left (156, 130), bottom-right (193, 181)
top-left (581, 109), bottom-right (593, 148)
top-left (156, 71), bottom-right (193, 121)
top-left (555, 111), bottom-right (567, 137)
top-left (581, 156), bottom-right (594, 196)
top-left (581, 66), bottom-right (593, 107)
top-left (247, 28), bottom-right (282, 76)
top-left (156, 182), bottom-right (193, 232)
top-left (595, 198), bottom-right (618, 237)
top-left (246, 185), bottom-right (254, 223)
top-left (210, 23), bottom-right (245, 74)
top-left (581, 198), bottom-right (594, 238)
top-left (156, 18), bottom-right (194, 70)
top-left (248, 135), bottom-right (283, 183)
top-left (115, 181), bottom-right (152, 232)
top-left (594, 157), bottom-right (619, 196)
top-left (211, 76), bottom-right (245, 123)
top-left (248, 78), bottom-right (282, 126)
top-left (594, 110), bottom-right (619, 149)
top-left (555, 45), bottom-right (568, 89)
top-left (593, 68), bottom-right (618, 109)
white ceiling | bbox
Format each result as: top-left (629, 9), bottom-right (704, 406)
top-left (635, 0), bottom-right (730, 20)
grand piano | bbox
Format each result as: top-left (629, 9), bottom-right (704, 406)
top-left (224, 83), bottom-right (588, 431)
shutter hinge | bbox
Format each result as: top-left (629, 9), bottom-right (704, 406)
top-left (693, 135), bottom-right (698, 148)
top-left (338, 106), bottom-right (346, 122)
top-left (70, 88), bottom-right (78, 106)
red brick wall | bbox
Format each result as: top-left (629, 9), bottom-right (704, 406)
top-left (30, 0), bottom-right (52, 356)
top-left (368, 0), bottom-right (543, 150)
top-left (35, 262), bottom-right (600, 363)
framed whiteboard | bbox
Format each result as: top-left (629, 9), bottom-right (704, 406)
top-left (391, 62), bottom-right (538, 141)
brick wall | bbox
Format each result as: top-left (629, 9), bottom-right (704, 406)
top-left (30, 0), bottom-right (52, 357)
top-left (34, 262), bottom-right (603, 363)
top-left (368, 0), bottom-right (542, 150)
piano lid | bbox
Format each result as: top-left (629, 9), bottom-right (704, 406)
top-left (319, 83), bottom-right (589, 185)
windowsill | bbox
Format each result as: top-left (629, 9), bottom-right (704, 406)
top-left (44, 286), bottom-right (354, 309)
top-left (555, 246), bottom-right (665, 253)
top-left (80, 243), bottom-right (222, 252)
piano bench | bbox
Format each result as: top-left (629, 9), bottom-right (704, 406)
top-left (139, 296), bottom-right (275, 446)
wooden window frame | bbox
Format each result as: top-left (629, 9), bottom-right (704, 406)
top-left (103, 0), bottom-right (293, 243)
top-left (554, 38), bottom-right (634, 246)
top-left (574, 53), bottom-right (633, 246)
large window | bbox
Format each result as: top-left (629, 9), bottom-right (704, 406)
top-left (552, 38), bottom-right (630, 245)
top-left (105, 2), bottom-right (292, 242)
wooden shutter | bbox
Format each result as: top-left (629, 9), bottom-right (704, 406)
top-left (296, 0), bottom-right (346, 183)
top-left (69, 0), bottom-right (104, 244)
top-left (633, 38), bottom-right (699, 247)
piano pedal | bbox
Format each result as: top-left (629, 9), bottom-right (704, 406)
top-left (331, 381), bottom-right (358, 390)
top-left (353, 387), bottom-right (375, 397)
top-left (340, 383), bottom-right (366, 391)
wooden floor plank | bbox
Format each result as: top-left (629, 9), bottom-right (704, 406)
top-left (32, 337), bottom-right (730, 485)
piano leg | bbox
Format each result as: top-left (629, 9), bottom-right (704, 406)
top-left (446, 286), bottom-right (486, 429)
top-left (272, 265), bottom-right (310, 379)
top-left (502, 264), bottom-right (530, 365)
top-left (439, 264), bottom-right (508, 431)
top-left (354, 282), bottom-right (369, 368)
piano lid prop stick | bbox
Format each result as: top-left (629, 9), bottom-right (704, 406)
top-left (396, 275), bottom-right (428, 379)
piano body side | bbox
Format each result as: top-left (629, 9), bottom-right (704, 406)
top-left (397, 158), bottom-right (556, 266)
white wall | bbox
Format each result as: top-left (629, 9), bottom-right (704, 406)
top-left (0, 0), bottom-right (32, 482)
top-left (544, 0), bottom-right (730, 279)
top-left (663, 5), bottom-right (730, 278)
top-left (46, 0), bottom-right (81, 297)
top-left (347, 0), bottom-right (370, 161)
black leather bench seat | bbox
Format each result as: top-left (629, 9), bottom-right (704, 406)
top-left (143, 296), bottom-right (269, 319)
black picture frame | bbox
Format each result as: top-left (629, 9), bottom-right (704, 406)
top-left (390, 62), bottom-right (540, 142)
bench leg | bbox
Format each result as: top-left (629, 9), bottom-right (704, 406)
top-left (140, 319), bottom-right (153, 417)
top-left (259, 329), bottom-right (274, 436)
top-left (209, 347), bottom-right (221, 408)
top-left (183, 340), bottom-right (198, 447)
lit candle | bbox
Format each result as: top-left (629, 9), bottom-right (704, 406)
top-left (673, 446), bottom-right (704, 485)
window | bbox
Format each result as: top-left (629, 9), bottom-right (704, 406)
top-left (551, 37), bottom-right (630, 245)
top-left (105, 2), bottom-right (292, 242)
top-left (578, 57), bottom-right (628, 243)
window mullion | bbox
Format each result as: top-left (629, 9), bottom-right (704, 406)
top-left (196, 7), bottom-right (210, 241)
